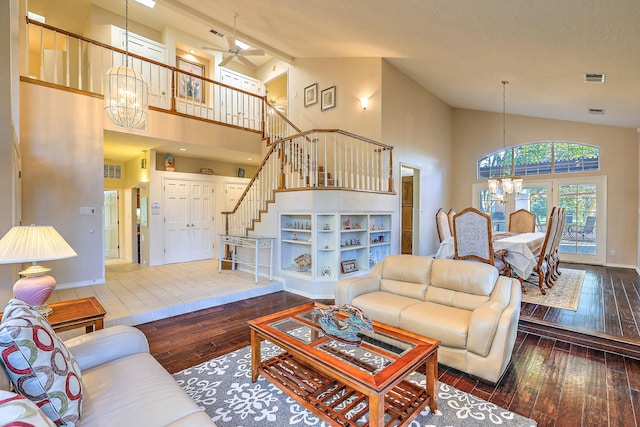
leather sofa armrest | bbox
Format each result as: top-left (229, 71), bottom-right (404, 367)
top-left (335, 262), bottom-right (383, 304)
top-left (65, 325), bottom-right (150, 371)
top-left (467, 276), bottom-right (516, 357)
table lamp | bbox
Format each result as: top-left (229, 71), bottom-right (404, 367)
top-left (0, 225), bottom-right (77, 316)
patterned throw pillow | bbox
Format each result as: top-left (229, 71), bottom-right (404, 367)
top-left (0, 390), bottom-right (56, 426)
top-left (0, 299), bottom-right (82, 426)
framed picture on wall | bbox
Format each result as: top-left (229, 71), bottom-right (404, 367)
top-left (304, 83), bottom-right (318, 107)
top-left (321, 86), bottom-right (336, 111)
top-left (177, 57), bottom-right (205, 102)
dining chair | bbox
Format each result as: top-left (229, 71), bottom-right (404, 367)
top-left (452, 207), bottom-right (510, 277)
top-left (435, 208), bottom-right (452, 243)
top-left (531, 207), bottom-right (559, 295)
top-left (447, 208), bottom-right (456, 237)
top-left (508, 209), bottom-right (536, 233)
top-left (548, 207), bottom-right (566, 283)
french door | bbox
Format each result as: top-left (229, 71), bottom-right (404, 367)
top-left (473, 175), bottom-right (606, 264)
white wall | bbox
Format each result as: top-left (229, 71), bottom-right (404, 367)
top-left (381, 60), bottom-right (454, 256)
top-left (0, 0), bottom-right (22, 304)
top-left (20, 82), bottom-right (105, 288)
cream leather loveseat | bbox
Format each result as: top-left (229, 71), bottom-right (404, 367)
top-left (0, 324), bottom-right (216, 426)
top-left (336, 255), bottom-right (521, 383)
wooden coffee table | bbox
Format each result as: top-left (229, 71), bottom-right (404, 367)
top-left (249, 302), bottom-right (439, 427)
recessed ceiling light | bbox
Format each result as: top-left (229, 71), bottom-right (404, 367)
top-left (179, 148), bottom-right (187, 151)
top-left (134, 0), bottom-right (156, 8)
top-left (246, 157), bottom-right (253, 161)
top-left (189, 49), bottom-right (196, 54)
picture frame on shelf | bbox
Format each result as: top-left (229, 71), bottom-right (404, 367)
top-left (177, 57), bottom-right (205, 102)
top-left (341, 259), bottom-right (358, 274)
top-left (321, 86), bottom-right (336, 111)
top-left (304, 83), bottom-right (318, 107)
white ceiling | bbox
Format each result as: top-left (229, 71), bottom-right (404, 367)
top-left (39, 0), bottom-right (640, 161)
top-left (163, 0), bottom-right (640, 128)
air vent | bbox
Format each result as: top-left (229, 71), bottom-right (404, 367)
top-left (209, 28), bottom-right (225, 38)
top-left (584, 73), bottom-right (605, 83)
top-left (588, 108), bottom-right (605, 115)
top-left (104, 164), bottom-right (122, 179)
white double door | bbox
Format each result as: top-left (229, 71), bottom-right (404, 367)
top-left (164, 179), bottom-right (215, 264)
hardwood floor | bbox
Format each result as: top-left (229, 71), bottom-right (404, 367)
top-left (136, 263), bottom-right (640, 426)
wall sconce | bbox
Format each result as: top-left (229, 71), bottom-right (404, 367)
top-left (141, 158), bottom-right (147, 169)
top-left (359, 96), bottom-right (370, 110)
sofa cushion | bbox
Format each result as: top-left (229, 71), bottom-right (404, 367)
top-left (0, 390), bottom-right (57, 426)
top-left (427, 259), bottom-right (497, 310)
top-left (380, 255), bottom-right (432, 299)
top-left (352, 292), bottom-right (421, 327)
top-left (399, 302), bottom-right (471, 349)
top-left (80, 352), bottom-right (206, 427)
top-left (0, 299), bottom-right (82, 426)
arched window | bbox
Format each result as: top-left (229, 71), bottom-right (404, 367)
top-left (477, 142), bottom-right (600, 179)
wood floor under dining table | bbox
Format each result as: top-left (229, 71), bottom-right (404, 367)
top-left (436, 231), bottom-right (546, 281)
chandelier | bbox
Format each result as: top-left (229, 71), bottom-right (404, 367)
top-left (488, 81), bottom-right (522, 203)
top-left (104, 0), bottom-right (149, 129)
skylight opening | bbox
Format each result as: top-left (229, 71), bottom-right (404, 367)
top-left (236, 40), bottom-right (251, 50)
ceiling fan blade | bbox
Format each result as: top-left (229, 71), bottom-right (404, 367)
top-left (226, 35), bottom-right (236, 50)
top-left (240, 49), bottom-right (264, 56)
top-left (218, 55), bottom-right (234, 67)
top-left (238, 55), bottom-right (257, 69)
top-left (202, 46), bottom-right (226, 52)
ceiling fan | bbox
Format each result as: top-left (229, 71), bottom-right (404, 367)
top-left (202, 13), bottom-right (264, 68)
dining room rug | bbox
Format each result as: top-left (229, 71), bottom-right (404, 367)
top-left (521, 268), bottom-right (585, 311)
top-left (173, 342), bottom-right (537, 427)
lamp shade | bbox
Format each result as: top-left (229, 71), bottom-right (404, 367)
top-left (0, 225), bottom-right (77, 264)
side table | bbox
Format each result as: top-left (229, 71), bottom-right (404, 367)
top-left (1, 297), bottom-right (107, 334)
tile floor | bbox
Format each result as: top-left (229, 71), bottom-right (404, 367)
top-left (49, 258), bottom-right (283, 334)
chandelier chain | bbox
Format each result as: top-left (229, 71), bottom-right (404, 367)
top-left (125, 0), bottom-right (129, 67)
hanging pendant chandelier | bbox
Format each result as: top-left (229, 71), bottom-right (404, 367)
top-left (488, 80), bottom-right (522, 203)
top-left (104, 0), bottom-right (149, 129)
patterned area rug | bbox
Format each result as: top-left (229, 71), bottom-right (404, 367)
top-left (173, 343), bottom-right (537, 426)
top-left (521, 268), bottom-right (585, 311)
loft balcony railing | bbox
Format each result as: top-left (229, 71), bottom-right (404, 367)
top-left (24, 19), bottom-right (396, 237)
top-left (24, 18), bottom-right (264, 133)
top-left (224, 130), bottom-right (394, 236)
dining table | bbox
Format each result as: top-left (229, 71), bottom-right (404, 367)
top-left (436, 231), bottom-right (546, 280)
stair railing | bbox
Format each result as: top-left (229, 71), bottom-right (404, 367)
top-left (223, 130), bottom-right (394, 236)
top-left (262, 100), bottom-right (302, 145)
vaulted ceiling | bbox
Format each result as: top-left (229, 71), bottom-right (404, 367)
top-left (33, 0), bottom-right (640, 163)
top-left (165, 0), bottom-right (640, 129)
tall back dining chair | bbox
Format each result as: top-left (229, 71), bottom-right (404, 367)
top-left (435, 208), bottom-right (452, 243)
top-left (532, 207), bottom-right (559, 295)
top-left (548, 207), bottom-right (566, 281)
top-left (447, 208), bottom-right (456, 237)
top-left (452, 207), bottom-right (510, 276)
top-left (508, 209), bottom-right (536, 233)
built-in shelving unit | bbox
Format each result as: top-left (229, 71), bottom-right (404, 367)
top-left (279, 212), bottom-right (392, 283)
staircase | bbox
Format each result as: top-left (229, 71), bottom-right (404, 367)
top-left (223, 128), bottom-right (394, 236)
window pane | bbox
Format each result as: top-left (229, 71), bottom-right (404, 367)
top-left (478, 189), bottom-right (505, 231)
top-left (477, 149), bottom-right (512, 179)
top-left (554, 143), bottom-right (600, 173)
top-left (515, 186), bottom-right (548, 231)
top-left (559, 183), bottom-right (597, 255)
top-left (514, 143), bottom-right (553, 176)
